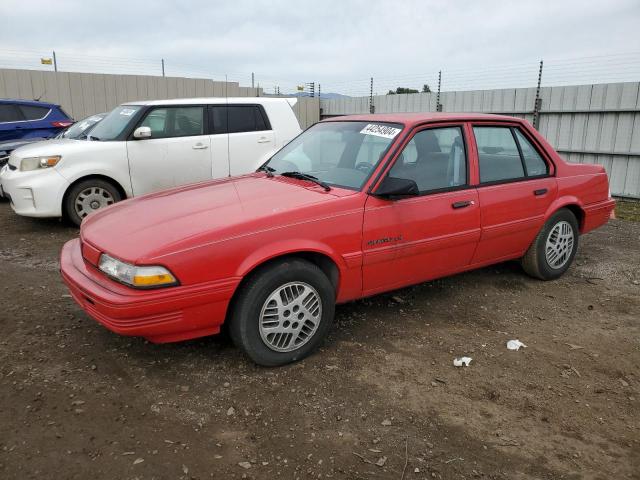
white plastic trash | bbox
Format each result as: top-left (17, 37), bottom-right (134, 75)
top-left (506, 339), bottom-right (527, 351)
top-left (453, 357), bottom-right (472, 367)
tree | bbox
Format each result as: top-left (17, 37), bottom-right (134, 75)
top-left (387, 87), bottom-right (419, 95)
top-left (422, 84), bottom-right (432, 93)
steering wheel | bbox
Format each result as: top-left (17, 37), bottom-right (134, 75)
top-left (355, 162), bottom-right (373, 173)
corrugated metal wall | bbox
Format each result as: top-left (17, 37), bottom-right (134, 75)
top-left (321, 83), bottom-right (640, 198)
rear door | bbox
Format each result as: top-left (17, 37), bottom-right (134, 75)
top-left (127, 105), bottom-right (212, 195)
top-left (223, 105), bottom-right (275, 176)
top-left (470, 124), bottom-right (557, 264)
top-left (362, 124), bottom-right (481, 295)
top-left (0, 103), bottom-right (29, 141)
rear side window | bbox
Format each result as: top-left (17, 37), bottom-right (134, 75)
top-left (18, 105), bottom-right (50, 121)
top-left (514, 129), bottom-right (548, 177)
top-left (0, 104), bottom-right (24, 123)
top-left (209, 105), bottom-right (271, 134)
top-left (473, 127), bottom-right (525, 183)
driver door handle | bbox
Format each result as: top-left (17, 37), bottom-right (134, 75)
top-left (192, 143), bottom-right (208, 150)
top-left (257, 136), bottom-right (271, 144)
top-left (452, 200), bottom-right (474, 209)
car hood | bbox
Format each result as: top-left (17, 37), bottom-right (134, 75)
top-left (8, 138), bottom-right (88, 166)
top-left (0, 137), bottom-right (47, 153)
top-left (81, 174), bottom-right (352, 263)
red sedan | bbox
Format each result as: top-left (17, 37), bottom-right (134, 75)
top-left (61, 113), bottom-right (615, 366)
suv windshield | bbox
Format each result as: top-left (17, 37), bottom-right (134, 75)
top-left (264, 121), bottom-right (403, 190)
top-left (87, 105), bottom-right (142, 141)
top-left (58, 113), bottom-right (106, 140)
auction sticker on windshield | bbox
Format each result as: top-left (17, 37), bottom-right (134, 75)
top-left (360, 124), bottom-right (401, 139)
top-left (120, 108), bottom-right (136, 116)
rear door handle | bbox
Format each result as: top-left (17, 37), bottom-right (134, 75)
top-left (192, 143), bottom-right (208, 150)
top-left (257, 137), bottom-right (271, 144)
top-left (534, 188), bottom-right (548, 196)
top-left (452, 200), bottom-right (474, 209)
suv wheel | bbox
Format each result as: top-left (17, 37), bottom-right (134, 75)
top-left (521, 208), bottom-right (579, 280)
top-left (64, 179), bottom-right (121, 226)
top-left (229, 258), bottom-right (335, 366)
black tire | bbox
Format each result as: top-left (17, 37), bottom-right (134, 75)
top-left (64, 178), bottom-right (122, 227)
top-left (229, 258), bottom-right (335, 367)
top-left (521, 208), bottom-right (579, 280)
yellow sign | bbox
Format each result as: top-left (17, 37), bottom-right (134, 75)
top-left (41, 58), bottom-right (53, 65)
top-left (297, 85), bottom-right (304, 91)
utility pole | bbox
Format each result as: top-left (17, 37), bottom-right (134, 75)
top-left (251, 72), bottom-right (255, 89)
top-left (161, 58), bottom-right (165, 77)
top-left (53, 51), bottom-right (58, 72)
top-left (532, 60), bottom-right (544, 130)
top-left (436, 70), bottom-right (442, 112)
top-left (369, 77), bottom-right (374, 113)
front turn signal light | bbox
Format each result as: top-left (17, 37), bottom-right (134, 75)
top-left (98, 254), bottom-right (179, 289)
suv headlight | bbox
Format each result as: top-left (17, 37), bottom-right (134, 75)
top-left (20, 155), bottom-right (62, 172)
top-left (98, 253), bottom-right (179, 288)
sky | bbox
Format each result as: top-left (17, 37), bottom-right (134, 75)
top-left (1, 0), bottom-right (639, 94)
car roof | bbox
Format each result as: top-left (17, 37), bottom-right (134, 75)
top-left (123, 97), bottom-right (297, 107)
top-left (323, 112), bottom-right (524, 126)
top-left (0, 98), bottom-right (59, 107)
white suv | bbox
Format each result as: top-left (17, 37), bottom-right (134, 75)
top-left (0, 97), bottom-right (301, 225)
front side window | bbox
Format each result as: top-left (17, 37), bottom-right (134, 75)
top-left (18, 105), bottom-right (50, 121)
top-left (474, 126), bottom-right (525, 183)
top-left (88, 105), bottom-right (142, 141)
top-left (139, 106), bottom-right (204, 139)
top-left (264, 121), bottom-right (403, 190)
top-left (388, 126), bottom-right (467, 193)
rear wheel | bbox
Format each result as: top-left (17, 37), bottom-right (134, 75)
top-left (64, 179), bottom-right (121, 226)
top-left (521, 208), bottom-right (579, 280)
top-left (229, 258), bottom-right (335, 366)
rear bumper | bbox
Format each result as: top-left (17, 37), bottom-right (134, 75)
top-left (60, 238), bottom-right (240, 343)
top-left (583, 198), bottom-right (616, 233)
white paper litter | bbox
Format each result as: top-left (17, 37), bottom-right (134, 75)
top-left (506, 339), bottom-right (527, 351)
top-left (453, 357), bottom-right (472, 367)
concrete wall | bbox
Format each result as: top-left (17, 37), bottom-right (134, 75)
top-left (0, 68), bottom-right (320, 133)
top-left (0, 68), bottom-right (262, 119)
top-left (321, 82), bottom-right (640, 198)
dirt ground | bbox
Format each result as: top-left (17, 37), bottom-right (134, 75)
top-left (0, 200), bottom-right (638, 480)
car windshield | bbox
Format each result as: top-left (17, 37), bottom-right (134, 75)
top-left (58, 113), bottom-right (106, 140)
top-left (87, 105), bottom-right (141, 141)
top-left (264, 121), bottom-right (403, 190)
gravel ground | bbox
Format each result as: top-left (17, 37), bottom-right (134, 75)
top-left (0, 200), bottom-right (638, 480)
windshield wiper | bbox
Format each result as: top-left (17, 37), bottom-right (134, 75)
top-left (280, 171), bottom-right (331, 191)
top-left (87, 135), bottom-right (100, 141)
top-left (257, 165), bottom-right (275, 177)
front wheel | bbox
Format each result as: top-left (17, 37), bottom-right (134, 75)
top-left (521, 208), bottom-right (579, 280)
top-left (229, 258), bottom-right (335, 366)
top-left (64, 179), bottom-right (122, 226)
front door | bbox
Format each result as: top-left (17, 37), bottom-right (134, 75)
top-left (127, 106), bottom-right (212, 195)
top-left (362, 125), bottom-right (481, 295)
top-left (470, 125), bottom-right (557, 264)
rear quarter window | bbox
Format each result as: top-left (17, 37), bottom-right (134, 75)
top-left (18, 105), bottom-right (51, 121)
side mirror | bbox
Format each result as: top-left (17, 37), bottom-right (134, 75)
top-left (133, 126), bottom-right (152, 139)
top-left (373, 176), bottom-right (419, 199)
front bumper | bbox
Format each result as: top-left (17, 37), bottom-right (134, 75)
top-left (0, 164), bottom-right (68, 217)
top-left (60, 238), bottom-right (240, 343)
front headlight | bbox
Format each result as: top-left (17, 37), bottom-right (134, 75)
top-left (20, 155), bottom-right (62, 172)
top-left (98, 253), bottom-right (179, 288)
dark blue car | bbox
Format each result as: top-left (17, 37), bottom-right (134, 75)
top-left (0, 99), bottom-right (74, 142)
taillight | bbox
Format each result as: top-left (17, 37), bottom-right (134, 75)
top-left (51, 121), bottom-right (73, 128)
